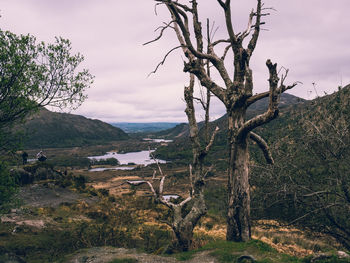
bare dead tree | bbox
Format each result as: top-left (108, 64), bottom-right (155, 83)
top-left (134, 74), bottom-right (218, 251)
top-left (147, 0), bottom-right (297, 242)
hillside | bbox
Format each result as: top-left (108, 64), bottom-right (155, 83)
top-left (17, 108), bottom-right (129, 149)
top-left (152, 93), bottom-right (305, 141)
top-left (111, 122), bottom-right (180, 133)
top-left (155, 84), bottom-right (350, 249)
top-left (154, 92), bottom-right (306, 161)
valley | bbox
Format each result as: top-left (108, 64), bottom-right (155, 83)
top-left (1, 89), bottom-right (350, 262)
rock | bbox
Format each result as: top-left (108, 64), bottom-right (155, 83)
top-left (237, 255), bottom-right (256, 262)
top-left (311, 253), bottom-right (332, 262)
top-left (337, 251), bottom-right (350, 259)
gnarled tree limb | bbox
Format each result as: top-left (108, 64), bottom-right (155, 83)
top-left (249, 131), bottom-right (274, 164)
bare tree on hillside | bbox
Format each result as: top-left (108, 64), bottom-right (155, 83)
top-left (134, 74), bottom-right (218, 251)
top-left (147, 0), bottom-right (297, 242)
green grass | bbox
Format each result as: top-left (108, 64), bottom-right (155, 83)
top-left (175, 239), bottom-right (307, 263)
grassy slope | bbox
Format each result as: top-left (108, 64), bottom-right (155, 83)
top-left (16, 108), bottom-right (129, 149)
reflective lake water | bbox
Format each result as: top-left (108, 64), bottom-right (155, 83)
top-left (142, 138), bottom-right (173, 143)
top-left (89, 150), bottom-right (166, 165)
top-left (88, 167), bottom-right (135, 172)
top-left (88, 150), bottom-right (166, 172)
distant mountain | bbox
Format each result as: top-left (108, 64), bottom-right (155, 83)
top-left (17, 108), bottom-right (129, 149)
top-left (153, 93), bottom-right (305, 140)
top-left (111, 122), bottom-right (180, 133)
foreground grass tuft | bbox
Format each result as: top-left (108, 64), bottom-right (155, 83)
top-left (175, 239), bottom-right (350, 263)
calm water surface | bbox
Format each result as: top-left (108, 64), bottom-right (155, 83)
top-left (88, 150), bottom-right (166, 165)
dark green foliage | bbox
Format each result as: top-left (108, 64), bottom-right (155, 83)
top-left (97, 188), bottom-right (109, 196)
top-left (140, 225), bottom-right (171, 253)
top-left (0, 161), bottom-right (18, 213)
top-left (11, 161), bottom-right (62, 185)
top-left (176, 239), bottom-right (302, 262)
top-left (204, 185), bottom-right (227, 218)
top-left (0, 223), bottom-right (136, 263)
top-left (91, 158), bottom-right (120, 166)
top-left (73, 175), bottom-right (87, 190)
top-left (250, 85), bottom-right (350, 250)
top-left (46, 155), bottom-right (91, 168)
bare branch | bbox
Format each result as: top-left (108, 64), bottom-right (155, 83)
top-left (204, 165), bottom-right (214, 178)
top-left (219, 0), bottom-right (239, 51)
top-left (238, 59), bottom-right (280, 136)
top-left (152, 170), bottom-right (157, 179)
top-left (249, 131), bottom-right (274, 164)
top-left (217, 0), bottom-right (226, 9)
top-left (211, 38), bottom-right (230, 47)
top-left (171, 1), bottom-right (192, 12)
top-left (221, 44), bottom-right (232, 60)
top-left (247, 0), bottom-right (262, 55)
top-left (246, 66), bottom-right (299, 107)
top-left (143, 20), bottom-right (175, 46)
top-left (193, 96), bottom-right (207, 110)
top-left (191, 0), bottom-right (204, 54)
top-left (287, 203), bottom-right (342, 226)
top-left (148, 45), bottom-right (182, 76)
top-left (179, 196), bottom-right (192, 206)
top-left (204, 126), bottom-right (220, 154)
top-left (240, 9), bottom-right (254, 40)
top-left (189, 164), bottom-right (194, 195)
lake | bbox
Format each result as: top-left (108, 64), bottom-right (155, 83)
top-left (89, 150), bottom-right (166, 165)
top-left (88, 150), bottom-right (166, 172)
top-left (142, 138), bottom-right (173, 143)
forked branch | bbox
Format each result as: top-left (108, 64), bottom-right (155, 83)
top-left (238, 59), bottom-right (296, 137)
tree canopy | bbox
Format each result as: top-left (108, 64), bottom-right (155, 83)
top-left (0, 29), bottom-right (94, 131)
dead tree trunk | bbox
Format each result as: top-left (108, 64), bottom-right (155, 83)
top-left (138, 74), bottom-right (218, 251)
top-left (148, 0), bottom-right (297, 242)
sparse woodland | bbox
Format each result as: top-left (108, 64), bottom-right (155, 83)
top-left (0, 1), bottom-right (350, 262)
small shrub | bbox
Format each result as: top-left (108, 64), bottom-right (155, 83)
top-left (98, 188), bottom-right (109, 196)
top-left (73, 175), bottom-right (86, 190)
top-left (91, 158), bottom-right (120, 166)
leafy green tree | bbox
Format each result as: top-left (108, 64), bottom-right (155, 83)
top-left (0, 30), bottom-right (93, 132)
top-left (0, 29), bottom-right (93, 211)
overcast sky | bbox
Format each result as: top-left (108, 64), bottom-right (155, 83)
top-left (1, 1), bottom-right (349, 122)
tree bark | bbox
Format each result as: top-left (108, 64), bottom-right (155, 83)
top-left (172, 196), bottom-right (206, 251)
top-left (226, 109), bottom-right (251, 241)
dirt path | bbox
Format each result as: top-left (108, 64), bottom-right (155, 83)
top-left (63, 247), bottom-right (218, 263)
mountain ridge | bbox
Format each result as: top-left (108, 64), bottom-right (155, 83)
top-left (17, 108), bottom-right (129, 149)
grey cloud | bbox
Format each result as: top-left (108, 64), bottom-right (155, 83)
top-left (2, 0), bottom-right (349, 122)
